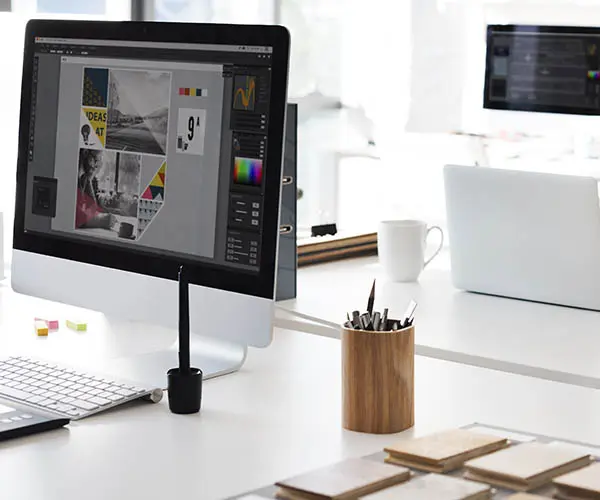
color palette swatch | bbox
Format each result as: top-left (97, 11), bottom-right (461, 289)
top-left (588, 70), bottom-right (600, 80)
top-left (234, 157), bottom-right (263, 187)
top-left (179, 87), bottom-right (208, 96)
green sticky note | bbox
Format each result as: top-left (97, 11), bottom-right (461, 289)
top-left (66, 320), bottom-right (87, 331)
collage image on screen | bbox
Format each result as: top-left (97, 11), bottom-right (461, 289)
top-left (76, 67), bottom-right (170, 241)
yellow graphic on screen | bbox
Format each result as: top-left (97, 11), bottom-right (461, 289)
top-left (81, 107), bottom-right (107, 147)
top-left (588, 43), bottom-right (597, 56)
top-left (233, 75), bottom-right (256, 111)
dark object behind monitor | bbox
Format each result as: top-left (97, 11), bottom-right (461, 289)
top-left (276, 103), bottom-right (297, 301)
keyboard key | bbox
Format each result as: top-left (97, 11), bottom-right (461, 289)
top-left (0, 385), bottom-right (31, 400)
top-left (88, 396), bottom-right (111, 406)
top-left (26, 395), bottom-right (45, 404)
top-left (51, 394), bottom-right (71, 402)
top-left (5, 381), bottom-right (18, 387)
top-left (13, 383), bottom-right (28, 391)
top-left (106, 393), bottom-right (125, 402)
top-left (31, 388), bottom-right (45, 395)
top-left (66, 409), bottom-right (83, 417)
top-left (61, 397), bottom-right (75, 404)
top-left (20, 414), bottom-right (33, 419)
top-left (38, 398), bottom-right (54, 406)
top-left (54, 403), bottom-right (77, 413)
top-left (70, 391), bottom-right (85, 399)
top-left (72, 399), bottom-right (99, 411)
top-left (46, 402), bottom-right (73, 413)
top-left (10, 416), bottom-right (22, 422)
top-left (0, 418), bottom-right (12, 424)
top-left (115, 388), bottom-right (137, 397)
top-left (40, 383), bottom-right (55, 390)
top-left (96, 383), bottom-right (111, 390)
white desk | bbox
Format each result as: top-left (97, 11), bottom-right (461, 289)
top-left (277, 255), bottom-right (600, 389)
top-left (1, 283), bottom-right (600, 499)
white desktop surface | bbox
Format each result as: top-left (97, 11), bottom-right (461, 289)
top-left (1, 282), bottom-right (600, 499)
top-left (277, 255), bottom-right (600, 388)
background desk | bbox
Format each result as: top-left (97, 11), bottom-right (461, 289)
top-left (277, 255), bottom-right (600, 389)
top-left (1, 282), bottom-right (600, 500)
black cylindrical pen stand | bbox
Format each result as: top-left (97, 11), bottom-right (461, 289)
top-left (167, 367), bottom-right (203, 414)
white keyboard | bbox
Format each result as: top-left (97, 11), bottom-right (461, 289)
top-left (0, 356), bottom-right (163, 420)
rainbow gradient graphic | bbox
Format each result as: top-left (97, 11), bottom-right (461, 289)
top-left (588, 70), bottom-right (600, 80)
top-left (234, 157), bottom-right (263, 187)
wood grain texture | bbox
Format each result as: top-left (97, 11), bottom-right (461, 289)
top-left (341, 324), bottom-right (414, 434)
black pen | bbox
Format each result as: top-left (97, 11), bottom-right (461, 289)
top-left (367, 279), bottom-right (376, 316)
top-left (401, 300), bottom-right (418, 328)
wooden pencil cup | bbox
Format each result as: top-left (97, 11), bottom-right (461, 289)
top-left (341, 322), bottom-right (415, 434)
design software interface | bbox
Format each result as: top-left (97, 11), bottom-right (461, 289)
top-left (25, 37), bottom-right (275, 271)
top-left (486, 27), bottom-right (600, 113)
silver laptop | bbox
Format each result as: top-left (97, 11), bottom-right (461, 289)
top-left (444, 165), bottom-right (600, 310)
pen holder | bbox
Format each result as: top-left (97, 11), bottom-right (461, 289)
top-left (341, 322), bottom-right (414, 434)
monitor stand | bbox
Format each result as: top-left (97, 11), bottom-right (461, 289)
top-left (103, 334), bottom-right (247, 390)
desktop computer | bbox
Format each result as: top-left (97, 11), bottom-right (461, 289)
top-left (482, 24), bottom-right (600, 136)
top-left (9, 20), bottom-right (290, 404)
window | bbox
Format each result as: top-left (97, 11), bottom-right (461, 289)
top-left (149, 0), bottom-right (274, 24)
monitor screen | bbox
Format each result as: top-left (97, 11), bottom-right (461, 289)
top-left (484, 25), bottom-right (600, 115)
top-left (24, 36), bottom-right (275, 272)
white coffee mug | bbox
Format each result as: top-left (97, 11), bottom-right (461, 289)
top-left (377, 220), bottom-right (444, 282)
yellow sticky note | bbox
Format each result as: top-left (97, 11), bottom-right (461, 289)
top-left (34, 320), bottom-right (48, 336)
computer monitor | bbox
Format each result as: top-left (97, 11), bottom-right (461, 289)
top-left (482, 24), bottom-right (600, 136)
top-left (12, 20), bottom-right (290, 388)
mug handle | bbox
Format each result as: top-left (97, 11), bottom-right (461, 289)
top-left (423, 226), bottom-right (444, 268)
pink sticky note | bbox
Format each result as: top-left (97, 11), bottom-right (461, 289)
top-left (35, 318), bottom-right (59, 331)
